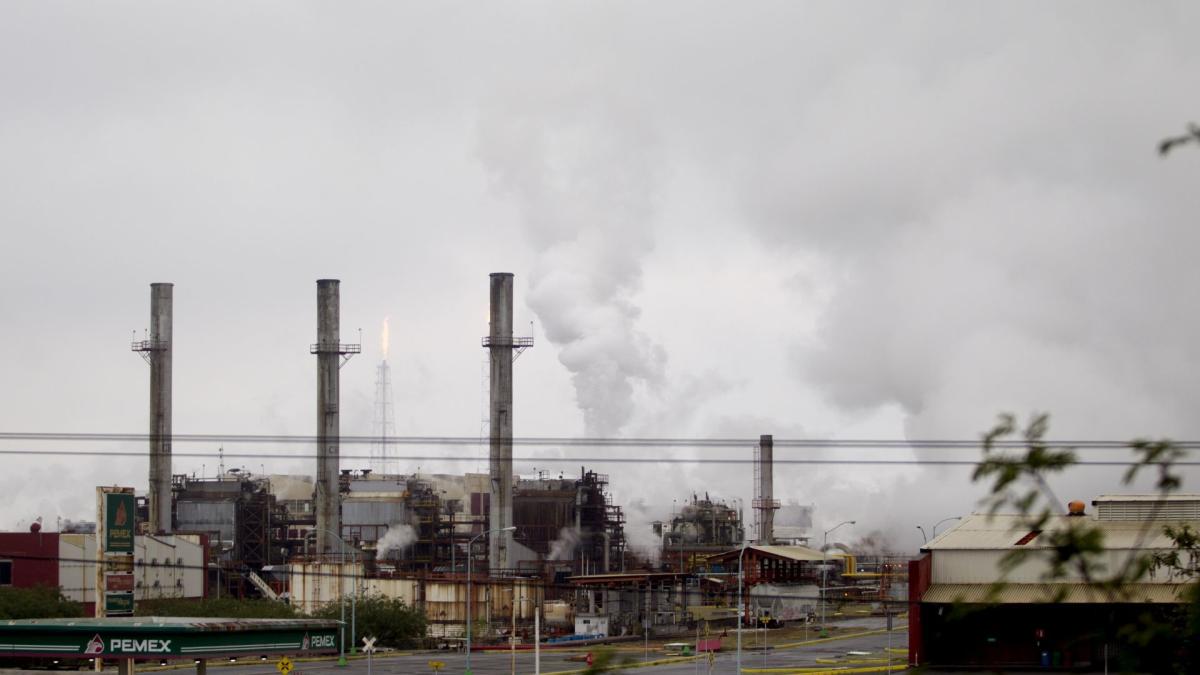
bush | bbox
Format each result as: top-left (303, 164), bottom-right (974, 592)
top-left (137, 597), bottom-right (298, 619)
top-left (0, 586), bottom-right (83, 620)
top-left (313, 594), bottom-right (426, 649)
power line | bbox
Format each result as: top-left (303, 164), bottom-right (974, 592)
top-left (0, 431), bottom-right (1193, 449)
top-left (0, 448), bottom-right (1192, 466)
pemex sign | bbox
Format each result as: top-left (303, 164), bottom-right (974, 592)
top-left (0, 619), bottom-right (342, 660)
top-left (84, 634), bottom-right (174, 656)
top-left (96, 487), bottom-right (137, 618)
top-left (102, 491), bottom-right (136, 554)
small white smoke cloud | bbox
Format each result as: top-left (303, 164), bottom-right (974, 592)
top-left (622, 499), bottom-right (662, 567)
top-left (548, 527), bottom-right (581, 561)
top-left (375, 524), bottom-right (416, 560)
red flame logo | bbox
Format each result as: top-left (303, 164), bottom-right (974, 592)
top-left (84, 634), bottom-right (104, 656)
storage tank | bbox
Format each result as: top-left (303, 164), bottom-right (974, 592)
top-left (543, 600), bottom-right (575, 628)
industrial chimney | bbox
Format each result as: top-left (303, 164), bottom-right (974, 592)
top-left (132, 283), bottom-right (173, 534)
top-left (753, 434), bottom-right (778, 545)
top-left (482, 273), bottom-right (533, 572)
top-left (311, 279), bottom-right (359, 555)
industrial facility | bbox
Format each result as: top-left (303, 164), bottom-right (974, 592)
top-left (133, 277), bottom-right (644, 621)
top-left (1, 275), bottom-right (902, 648)
top-left (656, 493), bottom-right (744, 573)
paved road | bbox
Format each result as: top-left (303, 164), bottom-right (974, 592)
top-left (206, 620), bottom-right (905, 675)
top-left (652, 628), bottom-right (906, 675)
top-left (0, 620), bottom-right (907, 675)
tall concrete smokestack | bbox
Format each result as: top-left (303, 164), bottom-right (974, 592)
top-left (146, 283), bottom-right (173, 534)
top-left (311, 279), bottom-right (359, 555)
top-left (487, 273), bottom-right (515, 572)
top-left (753, 434), bottom-right (778, 545)
top-left (481, 273), bottom-right (534, 572)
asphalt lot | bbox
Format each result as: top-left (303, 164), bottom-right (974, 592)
top-left (184, 617), bottom-right (905, 675)
top-left (0, 617), bottom-right (908, 675)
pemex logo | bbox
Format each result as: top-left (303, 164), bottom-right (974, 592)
top-left (301, 633), bottom-right (310, 651)
top-left (114, 500), bottom-right (128, 527)
top-left (84, 634), bottom-right (104, 656)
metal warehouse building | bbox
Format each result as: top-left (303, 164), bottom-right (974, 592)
top-left (908, 495), bottom-right (1200, 671)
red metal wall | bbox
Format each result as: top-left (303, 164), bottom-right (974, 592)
top-left (908, 553), bottom-right (931, 666)
top-left (0, 532), bottom-right (61, 589)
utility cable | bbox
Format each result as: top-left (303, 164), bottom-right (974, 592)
top-left (0, 448), bottom-right (1192, 466)
top-left (0, 431), bottom-right (1193, 450)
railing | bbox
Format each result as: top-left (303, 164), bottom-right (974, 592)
top-left (309, 342), bottom-right (362, 354)
top-left (246, 570), bottom-right (280, 601)
top-left (481, 336), bottom-right (535, 348)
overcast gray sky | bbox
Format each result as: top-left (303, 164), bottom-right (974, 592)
top-left (2, 2), bottom-right (1198, 550)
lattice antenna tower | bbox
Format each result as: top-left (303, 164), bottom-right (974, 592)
top-left (371, 318), bottom-right (397, 475)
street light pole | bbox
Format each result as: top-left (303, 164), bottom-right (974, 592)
top-left (821, 520), bottom-right (855, 626)
top-left (916, 525), bottom-right (928, 544)
top-left (319, 528), bottom-right (357, 668)
top-left (736, 541), bottom-right (748, 675)
top-left (466, 526), bottom-right (516, 675)
top-left (932, 516), bottom-right (961, 538)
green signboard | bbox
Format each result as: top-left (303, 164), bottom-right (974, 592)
top-left (104, 592), bottom-right (134, 615)
top-left (0, 619), bottom-right (341, 659)
top-left (104, 492), bottom-right (136, 554)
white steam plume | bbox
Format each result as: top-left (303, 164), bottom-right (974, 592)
top-left (477, 93), bottom-right (666, 436)
top-left (375, 524), bottom-right (416, 560)
top-left (622, 499), bottom-right (662, 567)
top-left (548, 527), bottom-right (580, 561)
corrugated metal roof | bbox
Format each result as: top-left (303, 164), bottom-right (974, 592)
top-left (1094, 494), bottom-right (1200, 502)
top-left (1095, 497), bottom-right (1200, 522)
top-left (922, 583), bottom-right (1192, 604)
top-left (924, 513), bottom-right (1194, 551)
top-left (708, 545), bottom-right (827, 563)
top-left (750, 545), bottom-right (827, 561)
top-left (570, 572), bottom-right (690, 585)
top-left (0, 617), bottom-right (340, 632)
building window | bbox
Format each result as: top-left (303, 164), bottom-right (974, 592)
top-left (0, 560), bottom-right (12, 586)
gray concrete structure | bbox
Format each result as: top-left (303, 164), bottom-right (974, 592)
top-left (486, 273), bottom-right (515, 572)
top-left (139, 282), bottom-right (173, 534)
top-left (311, 279), bottom-right (358, 555)
top-left (754, 433), bottom-right (778, 545)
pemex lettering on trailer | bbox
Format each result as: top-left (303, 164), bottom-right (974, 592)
top-left (109, 638), bottom-right (173, 653)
